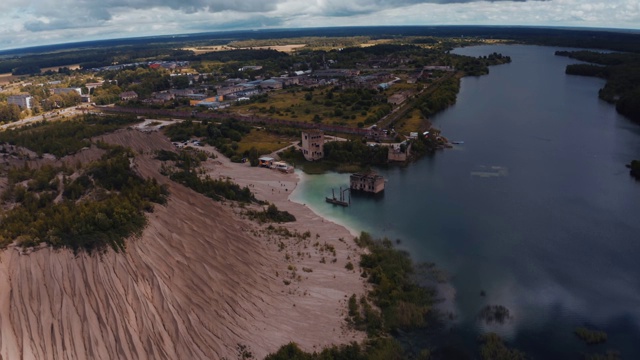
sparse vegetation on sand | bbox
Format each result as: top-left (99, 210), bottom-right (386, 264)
top-left (0, 147), bottom-right (167, 253)
top-left (157, 149), bottom-right (257, 203)
top-left (244, 203), bottom-right (296, 223)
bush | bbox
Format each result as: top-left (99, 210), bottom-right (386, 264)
top-left (245, 204), bottom-right (296, 223)
top-left (575, 327), bottom-right (608, 345)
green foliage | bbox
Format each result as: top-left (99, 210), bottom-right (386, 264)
top-left (358, 236), bottom-right (435, 332)
top-left (349, 232), bottom-right (435, 336)
top-left (324, 140), bottom-right (389, 166)
top-left (416, 76), bottom-right (460, 118)
top-left (0, 147), bottom-right (167, 253)
top-left (478, 333), bottom-right (528, 360)
top-left (454, 52), bottom-right (511, 76)
top-left (616, 87), bottom-right (640, 122)
top-left (169, 170), bottom-right (255, 203)
top-left (0, 103), bottom-right (23, 123)
top-left (565, 64), bottom-right (609, 78)
top-left (157, 148), bottom-right (257, 203)
top-left (163, 118), bottom-right (252, 159)
top-left (574, 327), bottom-right (608, 345)
top-left (245, 203), bottom-right (296, 223)
top-left (0, 114), bottom-right (140, 157)
top-left (266, 338), bottom-right (404, 360)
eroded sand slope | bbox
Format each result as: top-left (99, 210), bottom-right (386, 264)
top-left (0, 130), bottom-right (365, 359)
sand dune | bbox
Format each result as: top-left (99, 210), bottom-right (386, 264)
top-left (0, 129), bottom-right (366, 359)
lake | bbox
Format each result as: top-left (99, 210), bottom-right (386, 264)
top-left (291, 44), bottom-right (640, 358)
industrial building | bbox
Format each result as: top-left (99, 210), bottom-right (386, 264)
top-left (301, 130), bottom-right (324, 161)
top-left (350, 172), bottom-right (385, 193)
top-left (7, 94), bottom-right (33, 109)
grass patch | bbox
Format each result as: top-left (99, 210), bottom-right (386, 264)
top-left (395, 109), bottom-right (427, 135)
top-left (237, 128), bottom-right (297, 155)
top-left (233, 86), bottom-right (390, 128)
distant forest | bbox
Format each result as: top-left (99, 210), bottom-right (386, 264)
top-left (2, 26), bottom-right (640, 74)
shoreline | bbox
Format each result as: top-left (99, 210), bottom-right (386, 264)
top-left (290, 170), bottom-right (360, 238)
top-left (200, 146), bottom-right (370, 357)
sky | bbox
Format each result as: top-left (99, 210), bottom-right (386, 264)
top-left (1, 0), bottom-right (639, 50)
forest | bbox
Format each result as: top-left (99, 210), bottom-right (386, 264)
top-left (0, 147), bottom-right (167, 253)
top-left (556, 50), bottom-right (640, 122)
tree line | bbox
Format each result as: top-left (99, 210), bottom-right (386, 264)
top-left (0, 114), bottom-right (141, 157)
top-left (556, 50), bottom-right (640, 123)
top-left (0, 147), bottom-right (167, 253)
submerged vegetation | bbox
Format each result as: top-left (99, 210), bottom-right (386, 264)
top-left (575, 327), bottom-right (608, 345)
top-left (478, 333), bottom-right (527, 360)
top-left (0, 147), bottom-right (167, 253)
top-left (268, 232), bottom-right (438, 359)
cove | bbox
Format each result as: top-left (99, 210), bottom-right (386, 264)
top-left (291, 44), bottom-right (640, 358)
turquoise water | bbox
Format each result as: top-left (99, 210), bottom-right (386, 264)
top-left (291, 45), bottom-right (640, 358)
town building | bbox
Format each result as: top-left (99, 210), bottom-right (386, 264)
top-left (261, 79), bottom-right (283, 90)
top-left (388, 93), bottom-right (408, 105)
top-left (350, 172), bottom-right (385, 193)
top-left (217, 85), bottom-right (244, 96)
top-left (301, 130), bottom-right (324, 161)
top-left (7, 94), bottom-right (33, 109)
top-left (239, 65), bottom-right (263, 72)
top-left (119, 91), bottom-right (139, 101)
top-left (52, 88), bottom-right (82, 95)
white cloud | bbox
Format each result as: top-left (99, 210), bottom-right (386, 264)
top-left (0, 0), bottom-right (638, 50)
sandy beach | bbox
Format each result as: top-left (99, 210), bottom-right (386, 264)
top-left (0, 129), bottom-right (367, 359)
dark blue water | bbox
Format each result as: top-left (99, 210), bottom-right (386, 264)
top-left (292, 45), bottom-right (640, 358)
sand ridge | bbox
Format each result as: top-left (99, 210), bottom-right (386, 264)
top-left (0, 129), bottom-right (367, 359)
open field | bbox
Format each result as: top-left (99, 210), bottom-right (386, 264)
top-left (395, 108), bottom-right (428, 135)
top-left (237, 128), bottom-right (298, 155)
top-left (0, 73), bottom-right (19, 85)
top-left (40, 63), bottom-right (81, 72)
top-left (181, 46), bottom-right (234, 55)
top-left (233, 86), bottom-right (391, 128)
top-left (183, 44), bottom-right (307, 55)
